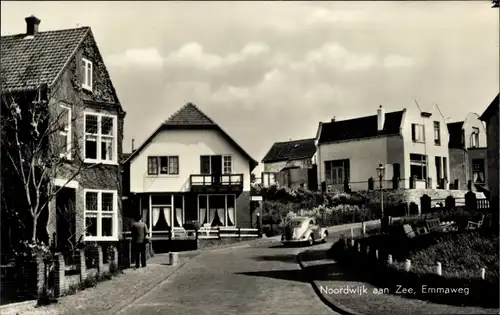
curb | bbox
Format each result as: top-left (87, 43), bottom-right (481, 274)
top-left (111, 258), bottom-right (190, 314)
top-left (297, 251), bottom-right (363, 315)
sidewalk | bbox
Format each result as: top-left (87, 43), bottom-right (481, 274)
top-left (1, 236), bottom-right (282, 315)
top-left (298, 227), bottom-right (500, 315)
top-left (1, 253), bottom-right (192, 315)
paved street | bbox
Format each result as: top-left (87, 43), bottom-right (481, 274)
top-left (118, 242), bottom-right (338, 315)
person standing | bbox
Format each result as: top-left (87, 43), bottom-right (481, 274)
top-left (130, 214), bottom-right (149, 268)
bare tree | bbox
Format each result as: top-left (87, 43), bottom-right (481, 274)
top-left (1, 78), bottom-right (100, 244)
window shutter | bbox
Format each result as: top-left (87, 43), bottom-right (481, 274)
top-left (411, 124), bottom-right (416, 141)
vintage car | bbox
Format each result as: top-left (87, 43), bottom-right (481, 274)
top-left (281, 216), bottom-right (328, 245)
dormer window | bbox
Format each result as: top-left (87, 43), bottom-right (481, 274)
top-left (81, 58), bottom-right (93, 91)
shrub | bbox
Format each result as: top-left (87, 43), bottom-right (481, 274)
top-left (330, 236), bottom-right (499, 308)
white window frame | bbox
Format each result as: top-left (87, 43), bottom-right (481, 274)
top-left (83, 112), bottom-right (118, 165)
top-left (223, 155), bottom-right (233, 174)
top-left (412, 123), bottom-right (425, 143)
top-left (147, 156), bottom-right (180, 176)
top-left (83, 189), bottom-right (118, 241)
top-left (81, 58), bottom-right (93, 91)
top-left (197, 194), bottom-right (237, 227)
top-left (59, 104), bottom-right (72, 160)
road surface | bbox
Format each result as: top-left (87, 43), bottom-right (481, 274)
top-left (118, 241), bottom-right (338, 315)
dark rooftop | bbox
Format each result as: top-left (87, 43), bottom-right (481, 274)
top-left (317, 110), bottom-right (404, 144)
top-left (1, 25), bottom-right (90, 92)
top-left (262, 138), bottom-right (316, 163)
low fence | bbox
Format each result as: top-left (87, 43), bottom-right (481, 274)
top-left (122, 227), bottom-right (259, 241)
top-left (0, 241), bottom-right (156, 304)
top-left (344, 235), bottom-right (492, 278)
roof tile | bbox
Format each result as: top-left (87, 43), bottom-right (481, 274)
top-left (262, 138), bottom-right (316, 163)
top-left (1, 27), bottom-right (89, 91)
top-left (164, 102), bottom-right (215, 125)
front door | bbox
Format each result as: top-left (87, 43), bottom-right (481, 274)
top-left (56, 187), bottom-right (76, 251)
top-left (211, 155), bottom-right (222, 185)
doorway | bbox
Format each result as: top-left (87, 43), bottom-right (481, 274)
top-left (56, 187), bottom-right (76, 252)
top-left (211, 155), bottom-right (222, 184)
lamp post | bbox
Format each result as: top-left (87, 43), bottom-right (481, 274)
top-left (256, 213), bottom-right (262, 238)
top-left (377, 163), bottom-right (385, 220)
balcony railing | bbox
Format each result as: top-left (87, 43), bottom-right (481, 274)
top-left (190, 174), bottom-right (244, 187)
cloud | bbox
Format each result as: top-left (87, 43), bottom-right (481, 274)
top-left (384, 54), bottom-right (415, 68)
top-left (106, 48), bottom-right (164, 68)
top-left (292, 42), bottom-right (378, 72)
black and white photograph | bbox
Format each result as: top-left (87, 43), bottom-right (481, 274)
top-left (1, 1), bottom-right (499, 314)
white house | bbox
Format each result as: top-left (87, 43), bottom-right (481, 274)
top-left (315, 103), bottom-right (450, 191)
top-left (447, 113), bottom-right (488, 191)
top-left (122, 103), bottom-right (258, 239)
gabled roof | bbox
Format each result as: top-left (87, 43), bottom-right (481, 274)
top-left (164, 102), bottom-right (215, 125)
top-left (317, 110), bottom-right (404, 144)
top-left (447, 121), bottom-right (464, 149)
top-left (1, 26), bottom-right (90, 92)
top-left (480, 94), bottom-right (499, 121)
top-left (262, 138), bottom-right (316, 163)
top-left (124, 103), bottom-right (258, 170)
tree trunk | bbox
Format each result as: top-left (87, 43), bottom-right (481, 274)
top-left (31, 214), bottom-right (37, 243)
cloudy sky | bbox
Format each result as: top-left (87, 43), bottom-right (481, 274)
top-left (2, 1), bottom-right (498, 174)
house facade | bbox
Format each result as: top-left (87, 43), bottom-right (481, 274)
top-left (1, 16), bottom-right (126, 249)
top-left (480, 94), bottom-right (499, 212)
top-left (123, 103), bottom-right (257, 239)
top-left (447, 113), bottom-right (488, 191)
top-left (316, 103), bottom-right (450, 192)
top-left (261, 138), bottom-right (317, 189)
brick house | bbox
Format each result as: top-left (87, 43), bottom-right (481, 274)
top-left (480, 94), bottom-right (499, 213)
top-left (122, 103), bottom-right (258, 240)
top-left (447, 113), bottom-right (488, 191)
top-left (1, 16), bottom-right (126, 249)
top-left (261, 138), bottom-right (317, 190)
top-left (316, 103), bottom-right (450, 192)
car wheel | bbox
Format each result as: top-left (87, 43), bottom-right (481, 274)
top-left (308, 234), bottom-right (314, 246)
top-left (322, 232), bottom-right (328, 243)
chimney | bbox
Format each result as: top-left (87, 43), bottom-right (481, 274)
top-left (377, 105), bottom-right (385, 132)
top-left (331, 117), bottom-right (336, 123)
top-left (25, 15), bottom-right (41, 36)
top-left (131, 139), bottom-right (135, 152)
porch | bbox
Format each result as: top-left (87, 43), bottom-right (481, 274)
top-left (125, 192), bottom-right (255, 242)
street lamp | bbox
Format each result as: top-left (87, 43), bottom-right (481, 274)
top-left (377, 163), bottom-right (385, 220)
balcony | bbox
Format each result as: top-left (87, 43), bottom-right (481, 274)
top-left (190, 174), bottom-right (244, 193)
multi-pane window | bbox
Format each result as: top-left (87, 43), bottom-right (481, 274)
top-left (324, 159), bottom-right (350, 185)
top-left (84, 113), bottom-right (116, 163)
top-left (412, 124), bottom-right (425, 143)
top-left (410, 154), bottom-right (427, 180)
top-left (58, 105), bottom-right (72, 159)
top-left (433, 121), bottom-right (440, 146)
top-left (472, 159), bottom-right (485, 184)
top-left (81, 58), bottom-right (93, 91)
top-left (223, 155), bottom-right (232, 174)
top-left (198, 194), bottom-right (236, 227)
top-left (147, 156), bottom-right (179, 175)
top-left (84, 190), bottom-right (117, 240)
